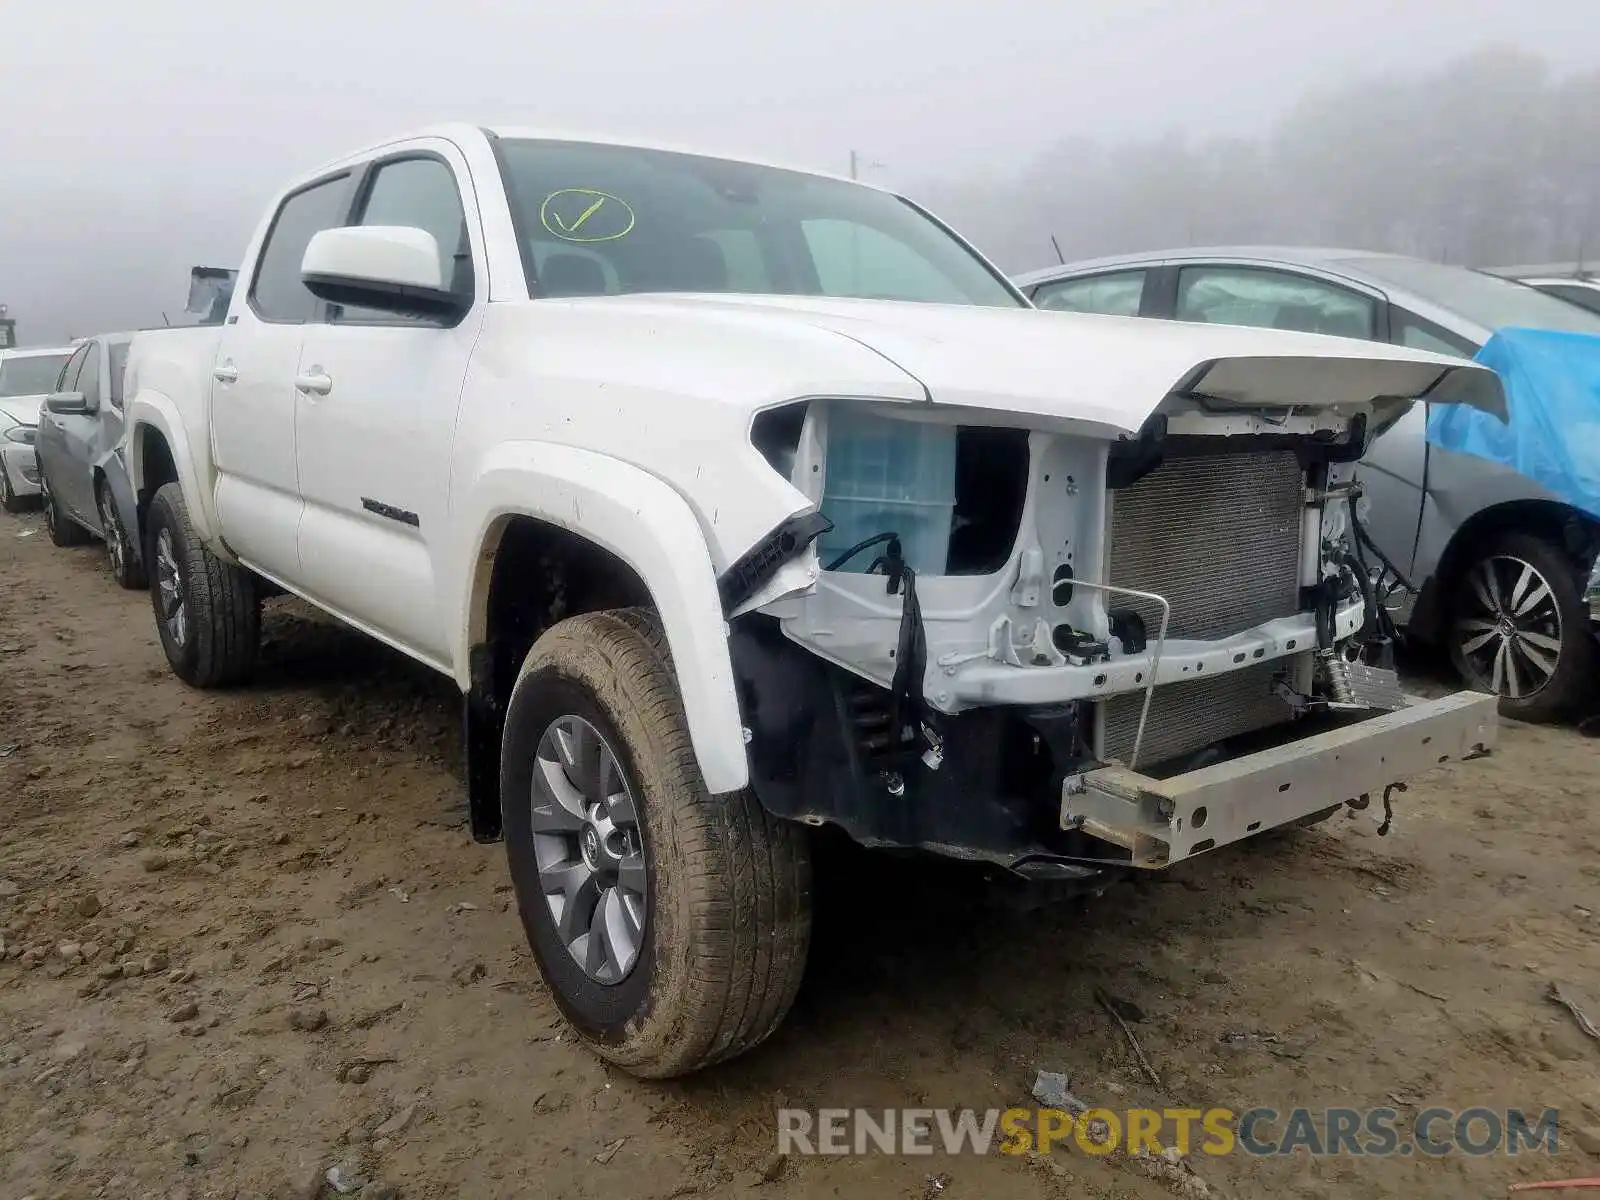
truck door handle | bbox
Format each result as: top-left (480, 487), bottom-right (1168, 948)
top-left (294, 371), bottom-right (333, 397)
top-left (212, 362), bottom-right (239, 384)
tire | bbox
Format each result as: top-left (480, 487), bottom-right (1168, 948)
top-left (0, 459), bottom-right (23, 514)
top-left (40, 467), bottom-right (89, 547)
top-left (145, 482), bottom-right (260, 687)
top-left (500, 607), bottom-right (812, 1079)
top-left (1446, 530), bottom-right (1598, 723)
top-left (97, 477), bottom-right (146, 590)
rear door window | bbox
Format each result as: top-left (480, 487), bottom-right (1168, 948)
top-left (249, 174), bottom-right (354, 323)
top-left (1031, 270), bottom-right (1147, 316)
top-left (1392, 310), bottom-right (1479, 358)
top-left (1176, 266), bottom-right (1377, 340)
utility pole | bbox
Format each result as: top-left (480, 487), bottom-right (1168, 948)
top-left (848, 150), bottom-right (885, 181)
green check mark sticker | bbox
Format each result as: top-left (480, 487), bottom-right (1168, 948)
top-left (540, 189), bottom-right (636, 243)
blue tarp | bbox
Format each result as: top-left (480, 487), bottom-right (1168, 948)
top-left (1426, 327), bottom-right (1600, 520)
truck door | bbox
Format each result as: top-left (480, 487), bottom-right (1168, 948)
top-left (211, 172), bottom-right (355, 583)
top-left (292, 146), bottom-right (483, 665)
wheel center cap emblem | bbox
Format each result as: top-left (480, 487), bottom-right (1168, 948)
top-left (581, 826), bottom-right (601, 869)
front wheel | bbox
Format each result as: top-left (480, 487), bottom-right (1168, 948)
top-left (97, 478), bottom-right (146, 590)
top-left (501, 608), bottom-right (812, 1078)
top-left (145, 482), bottom-right (260, 687)
top-left (1447, 530), bottom-right (1598, 723)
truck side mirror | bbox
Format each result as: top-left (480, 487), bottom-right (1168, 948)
top-left (301, 226), bottom-right (468, 320)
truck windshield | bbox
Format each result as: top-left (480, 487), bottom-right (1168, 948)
top-left (0, 352), bottom-right (70, 397)
top-left (495, 138), bottom-right (1022, 307)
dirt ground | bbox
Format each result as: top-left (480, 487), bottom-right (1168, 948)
top-left (3, 506), bottom-right (1600, 1200)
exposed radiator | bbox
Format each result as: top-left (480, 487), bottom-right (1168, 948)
top-left (1099, 656), bottom-right (1308, 769)
top-left (1097, 449), bottom-right (1307, 767)
top-left (1105, 449), bottom-right (1305, 640)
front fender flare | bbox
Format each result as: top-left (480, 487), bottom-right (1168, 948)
top-left (456, 442), bottom-right (750, 795)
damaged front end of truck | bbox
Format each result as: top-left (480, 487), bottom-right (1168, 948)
top-left (722, 350), bottom-right (1503, 881)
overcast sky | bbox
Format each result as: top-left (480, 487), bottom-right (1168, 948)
top-left (1, 0), bottom-right (1595, 342)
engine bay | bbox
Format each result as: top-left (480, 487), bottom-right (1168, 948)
top-left (732, 396), bottom-right (1407, 874)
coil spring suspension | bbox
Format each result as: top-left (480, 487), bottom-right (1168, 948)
top-left (1319, 649), bottom-right (1356, 705)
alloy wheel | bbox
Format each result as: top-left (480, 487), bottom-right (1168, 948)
top-left (99, 488), bottom-right (125, 577)
top-left (529, 714), bottom-right (648, 984)
top-left (1452, 554), bottom-right (1563, 700)
top-left (40, 474), bottom-right (57, 536)
top-left (155, 528), bottom-right (188, 648)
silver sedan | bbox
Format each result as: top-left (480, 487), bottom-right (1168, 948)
top-left (1016, 248), bottom-right (1600, 721)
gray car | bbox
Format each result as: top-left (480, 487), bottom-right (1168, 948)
top-left (33, 333), bottom-right (146, 589)
top-left (1016, 247), bottom-right (1600, 721)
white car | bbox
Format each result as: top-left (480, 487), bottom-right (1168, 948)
top-left (1485, 264), bottom-right (1600, 317)
top-left (0, 345), bottom-right (76, 512)
top-left (122, 125), bottom-right (1502, 1078)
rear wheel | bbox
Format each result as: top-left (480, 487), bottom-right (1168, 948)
top-left (40, 467), bottom-right (89, 547)
top-left (146, 482), bottom-right (260, 687)
top-left (501, 608), bottom-right (812, 1078)
top-left (97, 478), bottom-right (146, 590)
top-left (1447, 531), bottom-right (1597, 723)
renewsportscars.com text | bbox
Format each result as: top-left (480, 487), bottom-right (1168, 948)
top-left (777, 1107), bottom-right (1561, 1158)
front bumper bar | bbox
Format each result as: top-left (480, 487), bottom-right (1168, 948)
top-left (1061, 689), bottom-right (1498, 867)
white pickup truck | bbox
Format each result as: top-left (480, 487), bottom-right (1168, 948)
top-left (122, 124), bottom-right (1504, 1077)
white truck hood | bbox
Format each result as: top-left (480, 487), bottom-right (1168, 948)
top-left (0, 394), bottom-right (46, 427)
top-left (605, 294), bottom-right (1505, 432)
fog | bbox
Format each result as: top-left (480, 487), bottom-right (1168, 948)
top-left (2, 0), bottom-right (1596, 343)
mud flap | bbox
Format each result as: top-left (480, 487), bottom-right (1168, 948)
top-left (465, 644), bottom-right (503, 843)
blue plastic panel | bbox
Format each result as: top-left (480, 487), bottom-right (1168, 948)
top-left (1426, 327), bottom-right (1600, 519)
